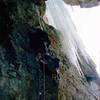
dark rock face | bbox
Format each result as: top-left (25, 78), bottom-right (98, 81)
top-left (0, 0), bottom-right (100, 100)
top-left (0, 26), bottom-right (59, 100)
top-left (0, 0), bottom-right (12, 45)
top-left (0, 0), bottom-right (59, 100)
top-left (27, 28), bottom-right (51, 54)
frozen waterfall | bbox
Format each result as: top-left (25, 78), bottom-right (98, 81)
top-left (45, 0), bottom-right (100, 77)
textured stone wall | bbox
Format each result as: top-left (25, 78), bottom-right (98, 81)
top-left (0, 0), bottom-right (100, 100)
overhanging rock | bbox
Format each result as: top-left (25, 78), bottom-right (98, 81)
top-left (63, 0), bottom-right (80, 5)
top-left (79, 0), bottom-right (99, 8)
top-left (63, 0), bottom-right (99, 7)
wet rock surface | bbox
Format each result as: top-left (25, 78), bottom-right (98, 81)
top-left (0, 0), bottom-right (100, 100)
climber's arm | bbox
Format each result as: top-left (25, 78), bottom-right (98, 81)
top-left (40, 59), bottom-right (47, 64)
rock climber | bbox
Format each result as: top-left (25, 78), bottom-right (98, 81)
top-left (36, 52), bottom-right (51, 76)
top-left (45, 52), bottom-right (60, 80)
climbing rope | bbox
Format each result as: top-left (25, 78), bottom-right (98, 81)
top-left (37, 60), bottom-right (46, 100)
top-left (43, 62), bottom-right (46, 100)
top-left (35, 5), bottom-right (47, 100)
